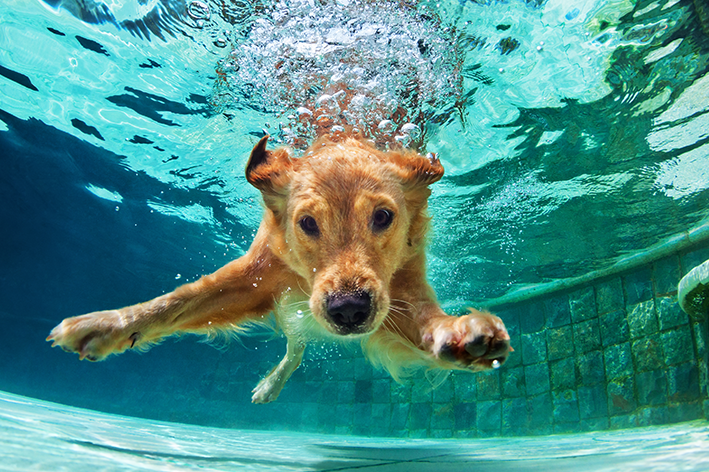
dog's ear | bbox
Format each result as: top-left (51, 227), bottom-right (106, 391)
top-left (245, 136), bottom-right (292, 213)
top-left (394, 151), bottom-right (444, 188)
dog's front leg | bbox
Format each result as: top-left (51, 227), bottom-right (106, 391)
top-left (251, 339), bottom-right (305, 404)
top-left (47, 226), bottom-right (293, 361)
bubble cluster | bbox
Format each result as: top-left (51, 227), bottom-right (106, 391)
top-left (211, 0), bottom-right (461, 150)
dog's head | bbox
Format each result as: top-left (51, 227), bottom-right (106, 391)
top-left (246, 135), bottom-right (443, 337)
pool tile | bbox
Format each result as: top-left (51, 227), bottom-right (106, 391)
top-left (520, 301), bottom-right (546, 334)
top-left (627, 300), bottom-right (658, 339)
top-left (636, 369), bottom-right (668, 406)
top-left (524, 363), bottom-right (550, 395)
top-left (599, 309), bottom-right (630, 347)
top-left (574, 318), bottom-right (602, 354)
top-left (501, 366), bottom-right (526, 397)
top-left (544, 294), bottom-right (571, 327)
top-left (661, 325), bottom-right (694, 366)
top-left (667, 362), bottom-right (700, 402)
top-left (502, 397), bottom-right (527, 435)
top-left (604, 343), bottom-right (633, 380)
top-left (632, 335), bottom-right (664, 372)
top-left (527, 393), bottom-right (553, 434)
top-left (551, 357), bottom-right (577, 391)
top-left (553, 389), bottom-right (580, 423)
top-left (653, 256), bottom-right (680, 296)
top-left (476, 400), bottom-right (501, 433)
top-left (408, 402), bottom-right (432, 430)
top-left (476, 370), bottom-right (501, 401)
top-left (577, 350), bottom-right (606, 386)
top-left (656, 296), bottom-right (687, 330)
top-left (547, 325), bottom-right (574, 361)
top-left (596, 277), bottom-right (624, 315)
top-left (569, 286), bottom-right (596, 323)
top-left (578, 384), bottom-right (608, 419)
top-left (624, 267), bottom-right (654, 305)
top-left (522, 332), bottom-right (547, 365)
top-left (454, 402), bottom-right (476, 431)
top-left (607, 376), bottom-right (636, 415)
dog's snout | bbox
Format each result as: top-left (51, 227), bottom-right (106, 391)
top-left (326, 292), bottom-right (371, 333)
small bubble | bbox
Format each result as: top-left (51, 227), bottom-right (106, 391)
top-left (492, 359), bottom-right (501, 369)
top-left (296, 310), bottom-right (304, 318)
top-left (175, 274), bottom-right (182, 279)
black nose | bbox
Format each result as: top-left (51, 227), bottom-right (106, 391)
top-left (326, 292), bottom-right (371, 333)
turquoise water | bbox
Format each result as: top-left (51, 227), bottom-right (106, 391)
top-left (3, 391), bottom-right (709, 471)
top-left (2, 0), bottom-right (709, 466)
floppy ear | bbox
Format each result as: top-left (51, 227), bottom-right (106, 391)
top-left (391, 151), bottom-right (444, 189)
top-left (245, 135), bottom-right (292, 214)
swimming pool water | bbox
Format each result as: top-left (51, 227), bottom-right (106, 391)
top-left (1, 0), bottom-right (709, 458)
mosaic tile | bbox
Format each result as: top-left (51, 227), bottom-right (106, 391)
top-left (453, 373), bottom-right (476, 401)
top-left (574, 318), bottom-right (602, 354)
top-left (371, 403), bottom-right (392, 431)
top-left (653, 256), bottom-right (680, 296)
top-left (390, 402), bottom-right (410, 430)
top-left (667, 362), bottom-right (700, 402)
top-left (668, 401), bottom-right (703, 423)
top-left (624, 267), bottom-right (654, 306)
top-left (527, 393), bottom-right (553, 434)
top-left (636, 369), bottom-right (668, 406)
top-left (496, 307), bottom-right (521, 337)
top-left (372, 378), bottom-right (391, 402)
top-left (681, 247), bottom-right (709, 276)
top-left (524, 363), bottom-right (550, 396)
top-left (656, 296), bottom-right (687, 330)
top-left (632, 335), bottom-right (664, 372)
top-left (578, 384), bottom-right (608, 419)
top-left (502, 397), bottom-right (528, 435)
top-left (607, 376), bottom-right (636, 415)
top-left (569, 286), bottom-right (596, 323)
top-left (431, 403), bottom-right (455, 430)
top-left (411, 378), bottom-right (433, 403)
top-left (520, 301), bottom-right (546, 334)
top-left (604, 343), bottom-right (633, 380)
top-left (355, 380), bottom-right (373, 403)
top-left (408, 402), bottom-right (432, 430)
top-left (550, 357), bottom-right (577, 391)
top-left (454, 402), bottom-right (477, 431)
top-left (433, 378), bottom-right (455, 403)
top-left (577, 350), bottom-right (606, 386)
top-left (338, 381), bottom-right (356, 403)
top-left (476, 370), bottom-right (501, 401)
top-left (553, 389), bottom-right (580, 423)
top-left (501, 366), bottom-right (526, 397)
top-left (476, 400), bottom-right (502, 433)
top-left (544, 294), bottom-right (571, 327)
top-left (661, 325), bottom-right (694, 366)
top-left (596, 277), bottom-right (624, 315)
top-left (639, 406), bottom-right (669, 425)
top-left (599, 309), bottom-right (630, 347)
top-left (626, 300), bottom-right (658, 339)
top-left (547, 325), bottom-right (574, 361)
top-left (522, 332), bottom-right (547, 365)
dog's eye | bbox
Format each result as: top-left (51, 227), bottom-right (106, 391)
top-left (372, 209), bottom-right (394, 232)
top-left (299, 216), bottom-right (319, 236)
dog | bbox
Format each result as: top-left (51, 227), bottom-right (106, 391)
top-left (47, 135), bottom-right (511, 403)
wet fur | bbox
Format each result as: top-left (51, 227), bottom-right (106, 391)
top-left (48, 135), bottom-right (510, 403)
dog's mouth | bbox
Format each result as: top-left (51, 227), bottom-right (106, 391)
top-left (322, 290), bottom-right (380, 336)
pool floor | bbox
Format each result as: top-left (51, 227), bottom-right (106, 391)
top-left (1, 390), bottom-right (708, 471)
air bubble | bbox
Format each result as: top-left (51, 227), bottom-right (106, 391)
top-left (188, 1), bottom-right (210, 21)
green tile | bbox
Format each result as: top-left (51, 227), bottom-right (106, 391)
top-left (502, 397), bottom-right (527, 435)
top-left (624, 267), bottom-right (654, 305)
top-left (501, 366), bottom-right (526, 397)
top-left (553, 389), bottom-right (580, 423)
top-left (476, 401), bottom-right (501, 432)
top-left (522, 332), bottom-right (547, 365)
top-left (636, 369), bottom-right (668, 406)
top-left (607, 376), bottom-right (636, 415)
top-left (545, 294), bottom-right (571, 327)
top-left (632, 335), bottom-right (664, 372)
top-left (525, 363), bottom-right (550, 395)
top-left (627, 300), bottom-right (658, 339)
top-left (477, 370), bottom-right (501, 401)
top-left (547, 325), bottom-right (574, 361)
top-left (520, 301), bottom-right (546, 334)
top-left (574, 318), bottom-right (602, 354)
top-left (600, 309), bottom-right (629, 347)
top-left (454, 402), bottom-right (476, 431)
top-left (653, 256), bottom-right (680, 296)
top-left (656, 296), bottom-right (687, 330)
top-left (604, 343), bottom-right (633, 380)
top-left (661, 326), bottom-right (694, 366)
top-left (527, 393), bottom-right (553, 433)
top-left (578, 384), bottom-right (608, 419)
top-left (596, 278), bottom-right (624, 315)
top-left (551, 357), bottom-right (577, 391)
top-left (569, 286), bottom-right (596, 323)
top-left (668, 362), bottom-right (700, 402)
top-left (577, 350), bottom-right (606, 386)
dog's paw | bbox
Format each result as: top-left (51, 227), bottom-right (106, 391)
top-left (251, 373), bottom-right (285, 404)
top-left (46, 310), bottom-right (139, 361)
top-left (423, 310), bottom-right (511, 371)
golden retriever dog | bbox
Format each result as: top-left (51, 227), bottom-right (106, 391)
top-left (47, 135), bottom-right (511, 403)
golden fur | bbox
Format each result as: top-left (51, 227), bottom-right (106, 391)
top-left (47, 135), bottom-right (510, 403)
